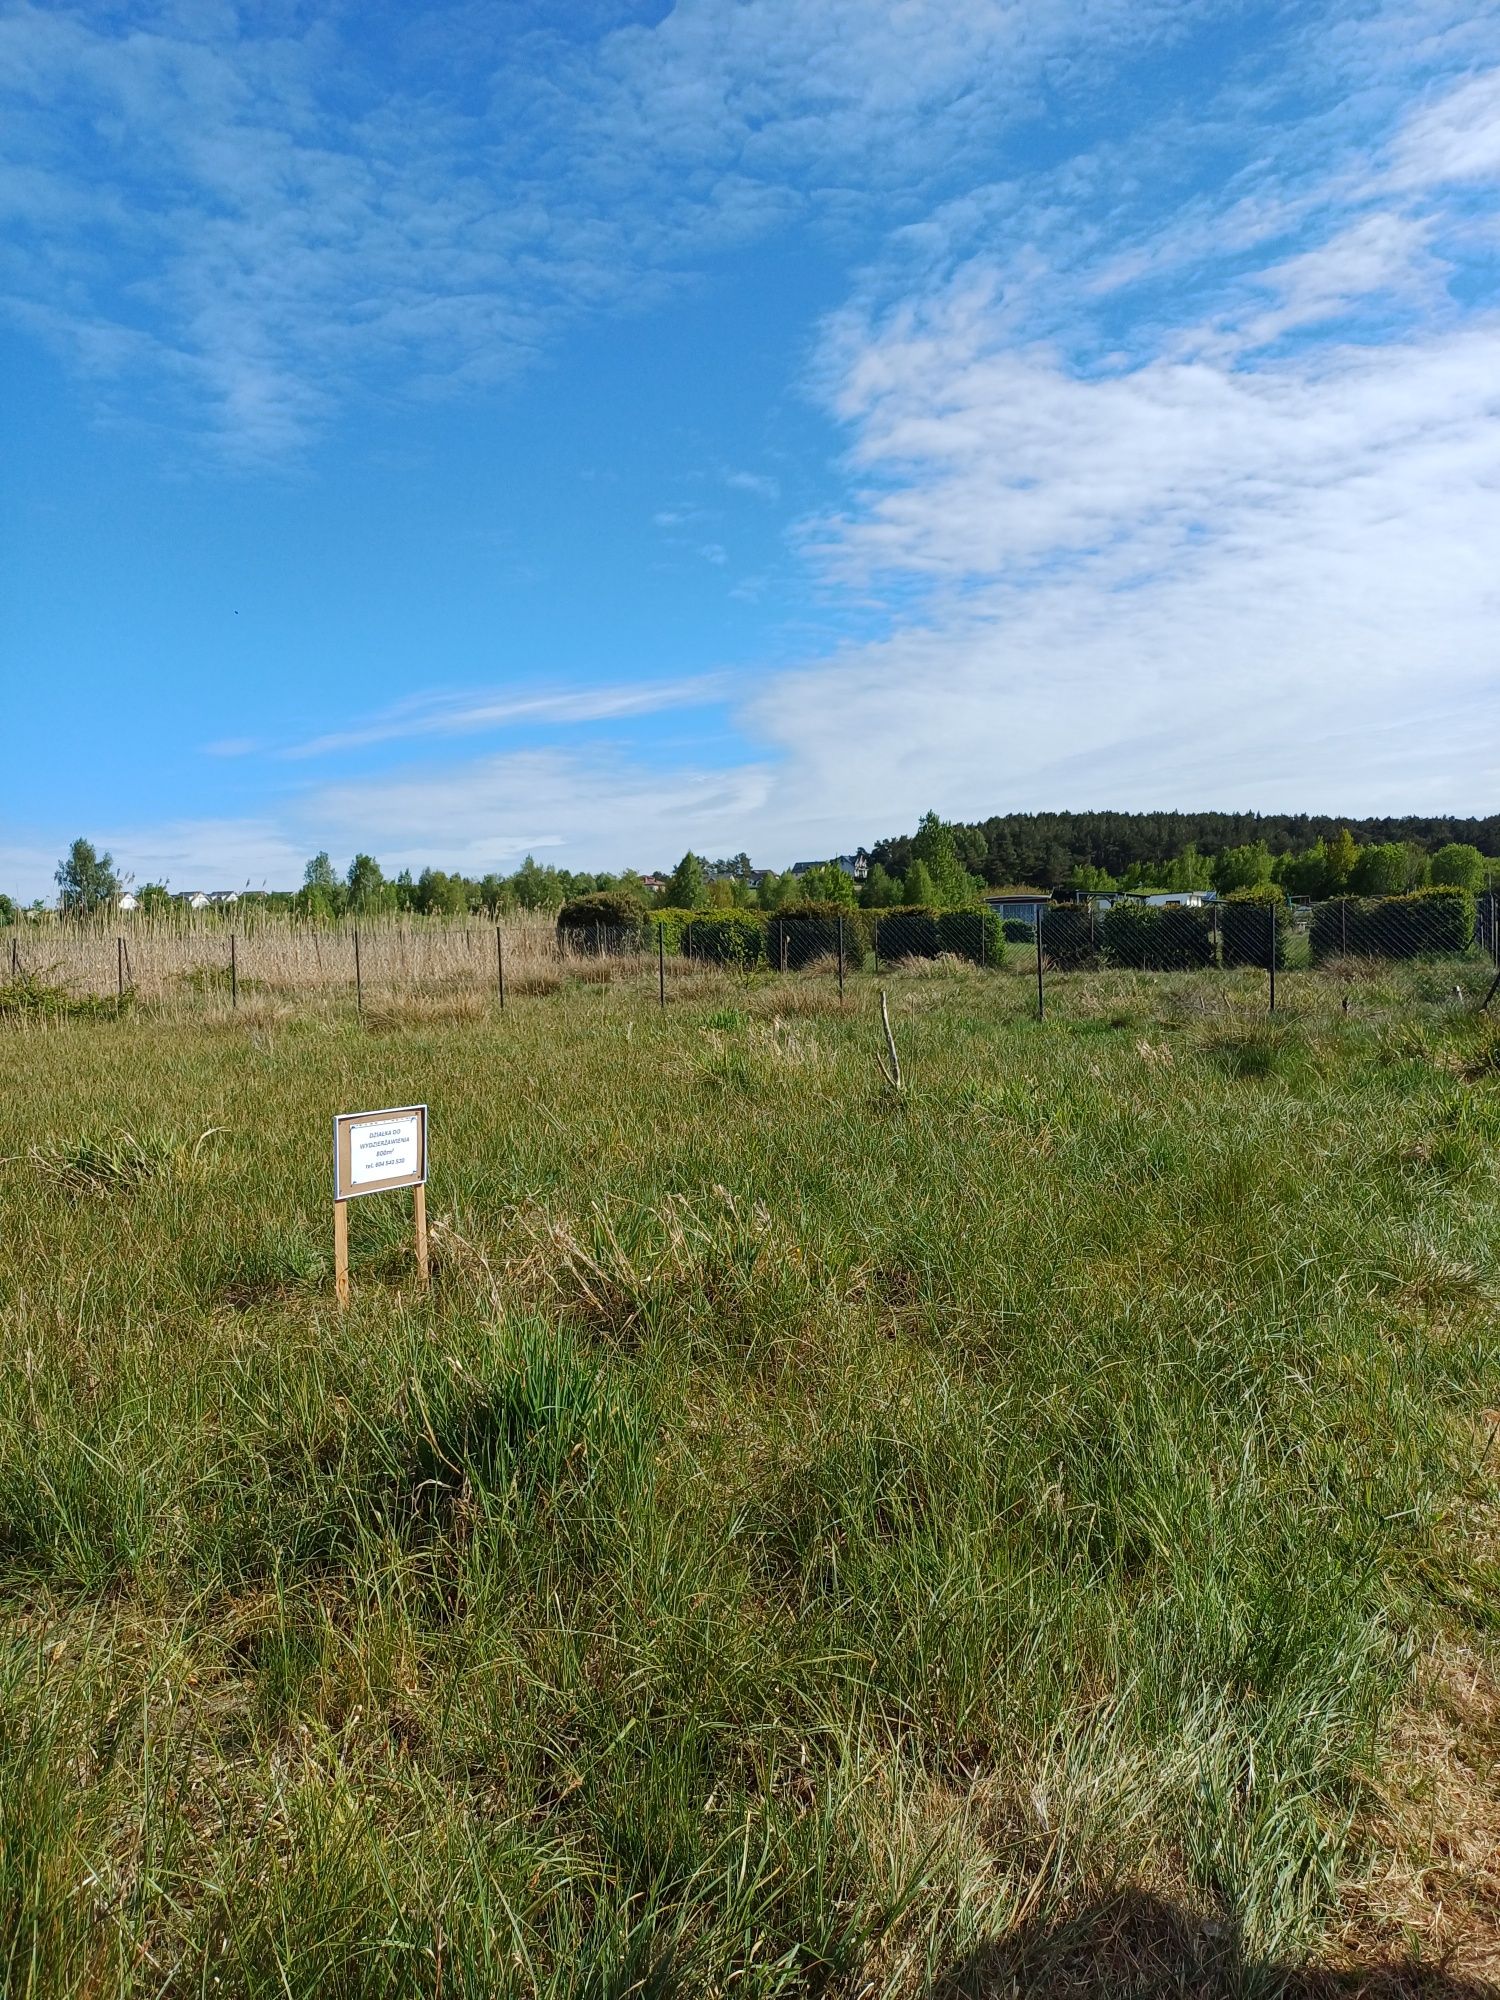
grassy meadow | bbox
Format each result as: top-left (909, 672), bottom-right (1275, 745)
top-left (1, 957), bottom-right (1497, 1997)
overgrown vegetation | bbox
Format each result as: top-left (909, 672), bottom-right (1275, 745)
top-left (0, 965), bottom-right (1496, 1995)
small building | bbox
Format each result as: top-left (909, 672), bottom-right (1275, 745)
top-left (115, 891), bottom-right (141, 914)
top-left (177, 891), bottom-right (211, 910)
top-left (983, 888), bottom-right (1052, 926)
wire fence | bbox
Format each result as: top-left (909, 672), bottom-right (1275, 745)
top-left (5, 890), bottom-right (1499, 1018)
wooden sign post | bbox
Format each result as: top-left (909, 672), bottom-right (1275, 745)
top-left (332, 1104), bottom-right (429, 1305)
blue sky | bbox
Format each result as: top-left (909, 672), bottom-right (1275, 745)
top-left (3, 0), bottom-right (1499, 896)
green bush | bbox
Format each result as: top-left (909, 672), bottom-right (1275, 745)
top-left (682, 910), bottom-right (767, 967)
top-left (642, 907), bottom-right (696, 955)
top-left (1157, 907), bottom-right (1216, 970)
top-left (1101, 900), bottom-right (1216, 971)
top-left (1311, 887), bottom-right (1475, 961)
top-left (937, 908), bottom-right (1005, 965)
top-left (557, 890), bottom-right (647, 941)
top-left (874, 906), bottom-right (940, 962)
top-left (1039, 905), bottom-right (1102, 970)
top-left (1000, 918), bottom-right (1036, 945)
top-left (768, 902), bottom-right (868, 971)
top-left (1101, 900), bottom-right (1158, 970)
top-left (1222, 885), bottom-right (1289, 970)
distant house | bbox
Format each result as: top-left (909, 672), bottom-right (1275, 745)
top-left (115, 891), bottom-right (141, 914)
top-left (177, 891), bottom-right (211, 910)
top-left (208, 890), bottom-right (240, 907)
top-left (983, 888), bottom-right (1052, 926)
top-left (1059, 888), bottom-right (1216, 913)
top-left (791, 850), bottom-right (870, 882)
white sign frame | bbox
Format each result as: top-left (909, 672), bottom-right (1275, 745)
top-left (333, 1104), bottom-right (428, 1202)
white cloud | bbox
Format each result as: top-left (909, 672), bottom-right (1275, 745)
top-left (1388, 68), bottom-right (1500, 189)
top-left (0, 0), bottom-right (1212, 457)
top-left (281, 676), bottom-right (725, 760)
top-left (723, 469), bottom-right (781, 501)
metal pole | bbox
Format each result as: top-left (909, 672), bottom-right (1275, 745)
top-left (658, 922), bottom-right (666, 1009)
top-left (1035, 906), bottom-right (1045, 1020)
top-left (9, 935), bottom-right (16, 978)
top-left (354, 926), bottom-right (363, 1015)
top-left (117, 936), bottom-right (124, 1005)
top-left (1340, 898), bottom-right (1347, 956)
top-left (837, 913), bottom-right (845, 1000)
top-left (1268, 903), bottom-right (1276, 1013)
top-left (230, 931), bottom-right (237, 1009)
top-left (495, 925), bottom-right (506, 1009)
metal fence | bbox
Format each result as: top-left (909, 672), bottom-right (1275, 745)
top-left (5, 890), bottom-right (1499, 1017)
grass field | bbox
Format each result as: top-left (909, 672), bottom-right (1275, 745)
top-left (2, 961), bottom-right (1497, 1996)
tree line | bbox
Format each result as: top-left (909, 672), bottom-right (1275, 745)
top-left (9, 813), bottom-right (1497, 934)
top-left (869, 811), bottom-right (1500, 891)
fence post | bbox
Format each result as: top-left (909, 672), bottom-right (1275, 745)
top-left (658, 922), bottom-right (666, 1010)
top-left (9, 935), bottom-right (16, 979)
top-left (495, 925), bottom-right (505, 1010)
top-left (230, 931), bottom-right (237, 1009)
top-left (117, 936), bottom-right (124, 1006)
top-left (1268, 904), bottom-right (1276, 1014)
top-left (778, 920), bottom-right (787, 974)
top-left (1034, 906), bottom-right (1045, 1020)
top-left (837, 914), bottom-right (845, 1000)
top-left (873, 918), bottom-right (880, 974)
top-left (1210, 902), bottom-right (1219, 967)
top-left (354, 926), bottom-right (363, 1015)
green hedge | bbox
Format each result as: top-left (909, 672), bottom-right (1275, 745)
top-left (1102, 901), bottom-right (1216, 970)
top-left (683, 910), bottom-right (767, 967)
top-left (937, 908), bottom-right (1005, 965)
top-left (1221, 886), bottom-right (1290, 970)
top-left (1038, 905), bottom-right (1102, 969)
top-left (642, 907), bottom-right (696, 955)
top-left (874, 906), bottom-right (940, 961)
top-left (1310, 886), bottom-right (1475, 961)
top-left (1000, 918), bottom-right (1036, 944)
top-left (557, 889), bottom-right (647, 939)
top-left (766, 902), bottom-right (868, 971)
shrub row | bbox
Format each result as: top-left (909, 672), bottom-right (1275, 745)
top-left (1309, 886), bottom-right (1476, 960)
top-left (560, 886), bottom-right (1480, 974)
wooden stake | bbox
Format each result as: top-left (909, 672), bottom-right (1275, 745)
top-left (413, 1183), bottom-right (430, 1289)
top-left (334, 1199), bottom-right (350, 1306)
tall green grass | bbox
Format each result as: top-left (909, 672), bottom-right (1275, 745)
top-left (1, 966), bottom-right (1495, 1994)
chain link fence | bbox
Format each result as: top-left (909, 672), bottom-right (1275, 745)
top-left (6, 889), bottom-right (1499, 1016)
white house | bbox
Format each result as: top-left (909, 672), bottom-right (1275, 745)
top-left (115, 891), bottom-right (141, 914)
top-left (177, 891), bottom-right (211, 910)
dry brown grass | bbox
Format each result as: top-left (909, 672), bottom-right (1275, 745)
top-left (1333, 1639), bottom-right (1500, 1983)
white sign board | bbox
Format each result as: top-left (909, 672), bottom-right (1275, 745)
top-left (334, 1104), bottom-right (428, 1201)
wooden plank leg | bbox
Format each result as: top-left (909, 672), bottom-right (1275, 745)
top-left (334, 1198), bottom-right (350, 1307)
top-left (413, 1182), bottom-right (430, 1290)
